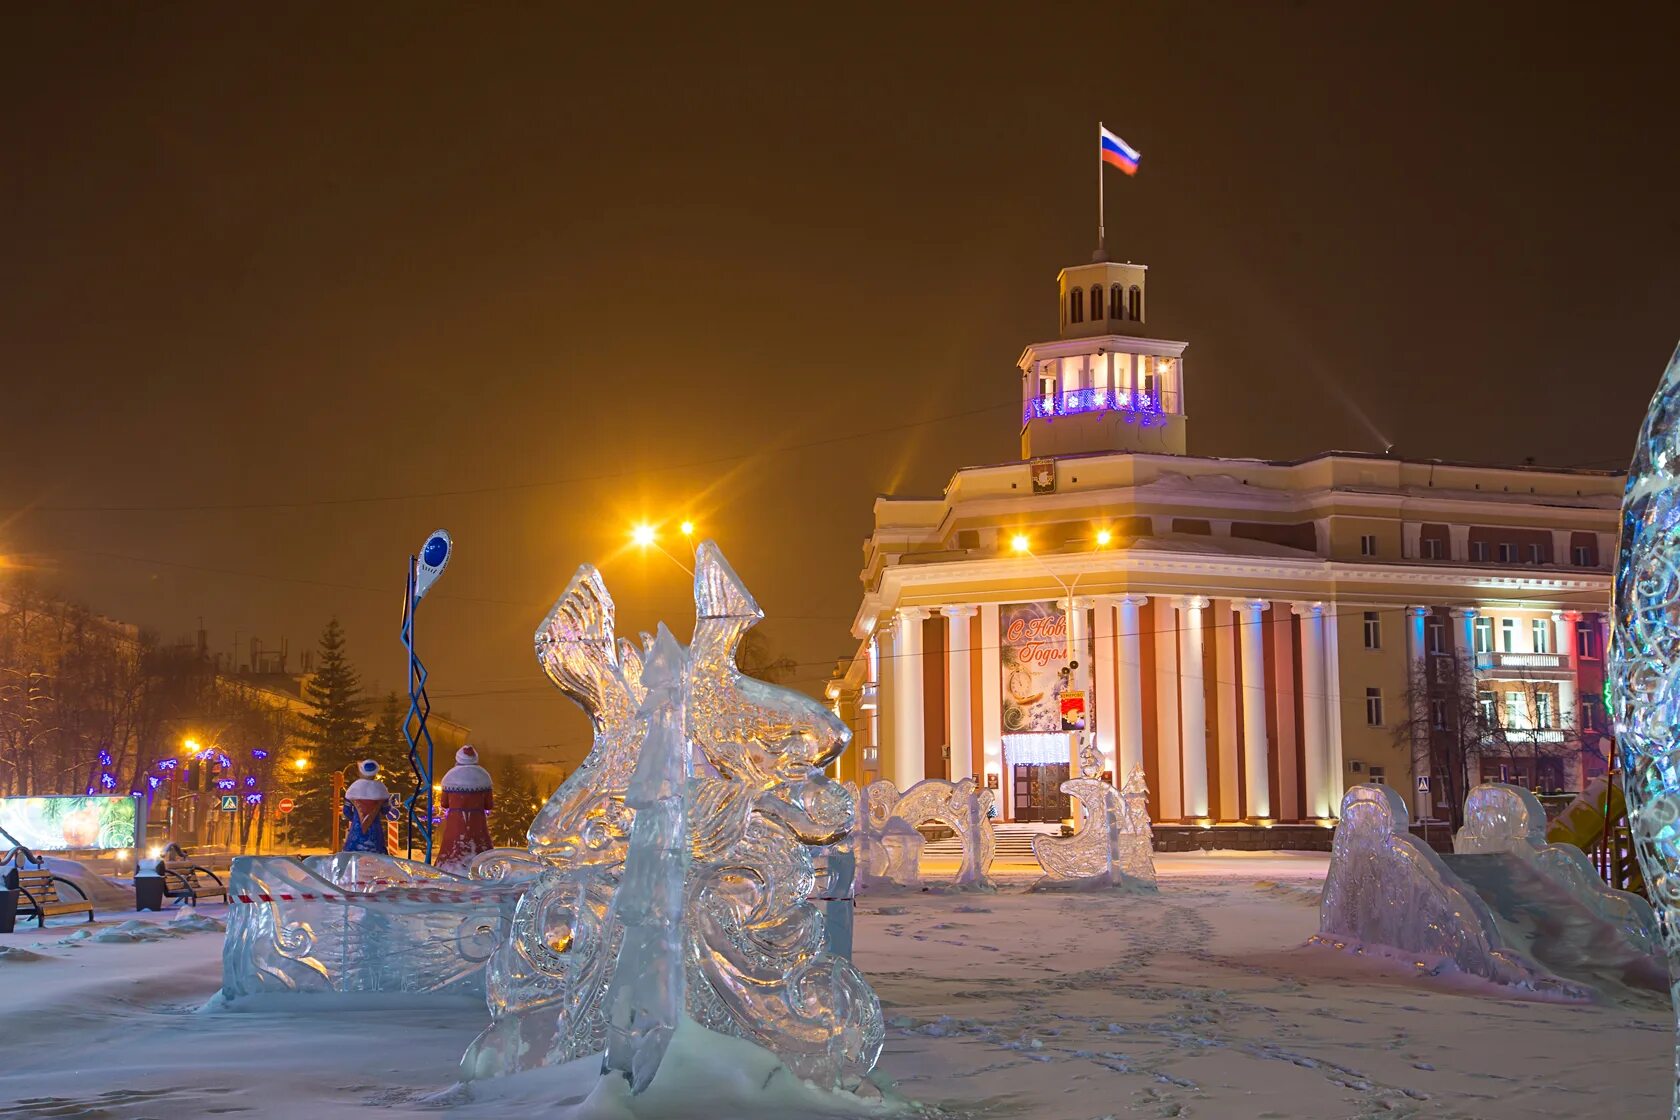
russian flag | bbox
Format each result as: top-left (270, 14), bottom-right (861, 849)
top-left (1100, 126), bottom-right (1140, 175)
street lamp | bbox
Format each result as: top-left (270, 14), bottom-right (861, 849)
top-left (632, 521), bottom-right (695, 576)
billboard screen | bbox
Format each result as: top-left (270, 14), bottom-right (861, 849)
top-left (0, 795), bottom-right (137, 851)
top-left (999, 601), bottom-right (1089, 735)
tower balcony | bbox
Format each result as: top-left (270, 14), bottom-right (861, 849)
top-left (1024, 387), bottom-right (1179, 426)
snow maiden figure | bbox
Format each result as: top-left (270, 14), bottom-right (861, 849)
top-left (436, 745), bottom-right (494, 873)
top-left (343, 759), bottom-right (393, 854)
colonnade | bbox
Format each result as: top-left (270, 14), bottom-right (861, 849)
top-left (875, 596), bottom-right (1345, 823)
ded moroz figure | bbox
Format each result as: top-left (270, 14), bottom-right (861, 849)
top-left (342, 759), bottom-right (393, 854)
top-left (436, 745), bottom-right (495, 873)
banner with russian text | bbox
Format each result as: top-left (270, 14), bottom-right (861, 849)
top-left (999, 601), bottom-right (1089, 736)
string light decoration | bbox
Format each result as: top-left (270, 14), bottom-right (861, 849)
top-left (1023, 388), bottom-right (1167, 427)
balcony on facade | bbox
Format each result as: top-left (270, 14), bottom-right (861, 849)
top-left (1024, 387), bottom-right (1179, 426)
top-left (1474, 650), bottom-right (1573, 677)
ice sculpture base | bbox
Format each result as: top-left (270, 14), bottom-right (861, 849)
top-left (220, 855), bottom-right (525, 1000)
top-left (1314, 784), bottom-right (1665, 1003)
top-left (460, 1015), bottom-right (899, 1118)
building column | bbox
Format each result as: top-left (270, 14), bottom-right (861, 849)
top-left (1449, 525), bottom-right (1472, 562)
top-left (1294, 602), bottom-right (1330, 819)
top-left (1452, 607), bottom-right (1479, 667)
top-left (1091, 597), bottom-right (1119, 779)
top-left (1555, 610), bottom-right (1580, 738)
top-left (978, 604), bottom-right (1003, 797)
top-left (890, 607), bottom-right (928, 789)
top-left (1215, 600), bottom-right (1241, 820)
top-left (1068, 596), bottom-right (1090, 775)
top-left (1178, 596), bottom-right (1210, 820)
top-left (942, 606), bottom-right (977, 783)
top-left (1237, 599), bottom-right (1271, 820)
top-left (1115, 595), bottom-right (1147, 782)
top-left (1153, 601), bottom-right (1182, 819)
top-left (1405, 606), bottom-right (1431, 819)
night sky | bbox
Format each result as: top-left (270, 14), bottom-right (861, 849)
top-left (4, 4), bottom-right (1677, 767)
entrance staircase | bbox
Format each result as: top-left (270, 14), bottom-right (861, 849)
top-left (922, 822), bottom-right (1058, 861)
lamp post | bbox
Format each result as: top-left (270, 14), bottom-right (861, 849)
top-left (631, 521), bottom-right (697, 576)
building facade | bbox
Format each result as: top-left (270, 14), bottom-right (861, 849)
top-left (829, 252), bottom-right (1618, 836)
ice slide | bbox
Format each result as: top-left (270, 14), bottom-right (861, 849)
top-left (1314, 783), bottom-right (1664, 1002)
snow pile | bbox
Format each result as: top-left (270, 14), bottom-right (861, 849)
top-left (0, 945), bottom-right (46, 963)
top-left (458, 1016), bottom-right (901, 1119)
top-left (170, 907), bottom-right (226, 933)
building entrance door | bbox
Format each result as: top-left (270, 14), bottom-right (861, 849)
top-left (1012, 762), bottom-right (1071, 822)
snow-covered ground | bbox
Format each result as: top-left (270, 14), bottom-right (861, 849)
top-left (0, 851), bottom-right (1669, 1118)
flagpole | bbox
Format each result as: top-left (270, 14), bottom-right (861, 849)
top-left (1097, 122), bottom-right (1105, 256)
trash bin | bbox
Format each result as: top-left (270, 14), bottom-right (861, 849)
top-left (0, 888), bottom-right (17, 934)
top-left (134, 876), bottom-right (165, 912)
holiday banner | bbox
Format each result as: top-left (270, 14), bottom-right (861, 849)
top-left (0, 795), bottom-right (137, 851)
top-left (999, 601), bottom-right (1090, 736)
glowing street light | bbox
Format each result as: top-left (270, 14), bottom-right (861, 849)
top-left (293, 756), bottom-right (311, 771)
top-left (679, 520), bottom-right (695, 538)
top-left (631, 523), bottom-right (657, 548)
top-left (1010, 533), bottom-right (1031, 554)
top-left (1095, 528), bottom-right (1113, 547)
top-left (181, 737), bottom-right (201, 754)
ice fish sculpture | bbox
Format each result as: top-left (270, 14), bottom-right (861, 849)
top-left (1611, 340), bottom-right (1680, 1119)
top-left (461, 542), bottom-right (883, 1090)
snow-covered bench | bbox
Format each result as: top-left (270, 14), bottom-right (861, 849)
top-left (14, 868), bottom-right (94, 928)
top-left (162, 863), bottom-right (227, 905)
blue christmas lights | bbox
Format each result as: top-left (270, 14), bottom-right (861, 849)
top-left (1024, 388), bottom-right (1168, 428)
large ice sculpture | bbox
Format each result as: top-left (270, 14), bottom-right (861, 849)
top-left (220, 855), bottom-right (524, 998)
top-left (853, 777), bottom-right (995, 889)
top-left (461, 543), bottom-right (882, 1090)
top-left (1032, 767), bottom-right (1157, 889)
top-left (1612, 340), bottom-right (1680, 1118)
top-left (1311, 784), bottom-right (1593, 999)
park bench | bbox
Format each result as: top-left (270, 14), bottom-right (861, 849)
top-left (162, 862), bottom-right (227, 905)
top-left (14, 868), bottom-right (95, 928)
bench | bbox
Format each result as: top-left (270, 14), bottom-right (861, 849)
top-left (162, 863), bottom-right (227, 905)
top-left (15, 869), bottom-right (94, 928)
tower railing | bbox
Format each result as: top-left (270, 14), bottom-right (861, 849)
top-left (1024, 387), bottom-right (1176, 426)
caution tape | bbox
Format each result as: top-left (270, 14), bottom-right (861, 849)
top-left (234, 887), bottom-right (516, 905)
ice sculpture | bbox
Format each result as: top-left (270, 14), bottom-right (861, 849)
top-left (220, 854), bottom-right (523, 998)
top-left (1612, 340), bottom-right (1680, 1118)
top-left (603, 626), bottom-right (689, 1093)
top-left (853, 777), bottom-right (996, 889)
top-left (1031, 767), bottom-right (1157, 889)
top-left (461, 543), bottom-right (882, 1091)
top-left (1453, 783), bottom-right (1662, 979)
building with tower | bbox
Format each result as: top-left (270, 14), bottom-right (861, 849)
top-left (828, 248), bottom-right (1618, 847)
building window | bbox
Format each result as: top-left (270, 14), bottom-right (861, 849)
top-left (1500, 617), bottom-right (1516, 653)
top-left (1365, 688), bottom-right (1384, 726)
top-left (1572, 544), bottom-right (1592, 566)
top-left (1363, 611), bottom-right (1381, 649)
top-left (1369, 765), bottom-right (1386, 785)
top-left (1497, 543), bottom-right (1516, 563)
top-left (1527, 543), bottom-right (1543, 564)
top-left (1505, 690), bottom-right (1528, 729)
top-left (1360, 534), bottom-right (1377, 557)
top-left (1128, 285), bottom-right (1141, 319)
top-left (1423, 538), bottom-right (1444, 559)
top-left (1039, 374), bottom-right (1056, 404)
top-left (1471, 541), bottom-right (1491, 562)
top-left (1536, 692), bottom-right (1553, 730)
top-left (1582, 696), bottom-right (1602, 731)
top-left (1474, 615), bottom-right (1492, 654)
top-left (1478, 690), bottom-right (1497, 727)
top-left (1532, 618), bottom-right (1550, 653)
top-left (1090, 285), bottom-right (1104, 319)
top-left (1070, 289), bottom-right (1083, 323)
top-left (1431, 699), bottom-right (1447, 729)
top-left (1577, 621), bottom-right (1600, 659)
top-left (1111, 283), bottom-right (1124, 320)
top-left (1427, 617), bottom-right (1445, 654)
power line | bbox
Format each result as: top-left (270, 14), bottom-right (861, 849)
top-left (5, 397), bottom-right (1023, 514)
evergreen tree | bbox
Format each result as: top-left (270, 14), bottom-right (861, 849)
top-left (488, 753), bottom-right (543, 848)
top-left (363, 692), bottom-right (411, 786)
top-left (292, 618), bottom-right (368, 845)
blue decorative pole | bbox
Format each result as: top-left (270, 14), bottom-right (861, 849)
top-left (402, 530), bottom-right (452, 863)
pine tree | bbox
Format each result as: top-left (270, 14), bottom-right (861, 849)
top-left (292, 618), bottom-right (368, 846)
top-left (363, 692), bottom-right (411, 786)
top-left (488, 753), bottom-right (543, 847)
